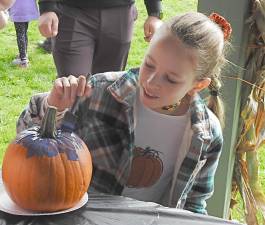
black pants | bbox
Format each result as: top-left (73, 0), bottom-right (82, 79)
top-left (53, 4), bottom-right (137, 77)
top-left (14, 22), bottom-right (28, 60)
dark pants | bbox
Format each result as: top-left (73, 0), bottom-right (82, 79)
top-left (53, 4), bottom-right (138, 77)
top-left (14, 22), bottom-right (28, 60)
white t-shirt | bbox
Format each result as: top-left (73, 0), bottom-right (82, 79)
top-left (122, 97), bottom-right (189, 204)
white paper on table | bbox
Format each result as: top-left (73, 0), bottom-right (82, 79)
top-left (0, 189), bottom-right (88, 216)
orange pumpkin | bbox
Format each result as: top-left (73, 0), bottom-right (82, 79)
top-left (2, 106), bottom-right (92, 212)
top-left (126, 147), bottom-right (163, 188)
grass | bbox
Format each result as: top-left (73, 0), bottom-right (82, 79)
top-left (0, 1), bottom-right (264, 224)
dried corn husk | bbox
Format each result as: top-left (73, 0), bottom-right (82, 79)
top-left (231, 1), bottom-right (265, 223)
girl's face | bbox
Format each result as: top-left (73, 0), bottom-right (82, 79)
top-left (139, 27), bottom-right (203, 111)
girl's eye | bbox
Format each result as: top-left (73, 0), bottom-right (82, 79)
top-left (145, 62), bottom-right (155, 69)
top-left (166, 75), bottom-right (178, 84)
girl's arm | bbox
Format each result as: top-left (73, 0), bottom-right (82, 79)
top-left (0, 10), bottom-right (8, 29)
top-left (0, 0), bottom-right (15, 11)
top-left (17, 75), bottom-right (92, 133)
top-left (183, 136), bottom-right (223, 214)
top-left (16, 93), bottom-right (50, 133)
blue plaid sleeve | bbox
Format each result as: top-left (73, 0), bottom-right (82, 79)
top-left (16, 93), bottom-right (49, 133)
top-left (184, 135), bottom-right (223, 214)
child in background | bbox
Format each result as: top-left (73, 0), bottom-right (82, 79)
top-left (17, 12), bottom-right (232, 214)
top-left (9, 0), bottom-right (39, 68)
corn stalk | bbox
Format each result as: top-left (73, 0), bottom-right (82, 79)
top-left (231, 1), bottom-right (265, 224)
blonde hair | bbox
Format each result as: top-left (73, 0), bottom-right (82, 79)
top-left (168, 12), bottom-right (229, 128)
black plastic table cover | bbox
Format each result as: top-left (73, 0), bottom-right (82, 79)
top-left (0, 174), bottom-right (244, 225)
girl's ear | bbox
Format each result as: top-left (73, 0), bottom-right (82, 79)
top-left (187, 78), bottom-right (211, 96)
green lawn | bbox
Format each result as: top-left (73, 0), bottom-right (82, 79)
top-left (0, 1), bottom-right (264, 224)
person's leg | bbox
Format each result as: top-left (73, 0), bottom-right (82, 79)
top-left (92, 4), bottom-right (137, 74)
top-left (24, 22), bottom-right (29, 55)
top-left (52, 4), bottom-right (99, 77)
top-left (14, 22), bottom-right (28, 61)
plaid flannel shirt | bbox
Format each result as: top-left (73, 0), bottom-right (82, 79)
top-left (17, 68), bottom-right (223, 214)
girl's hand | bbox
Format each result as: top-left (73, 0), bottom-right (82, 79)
top-left (38, 12), bottom-right (58, 37)
top-left (0, 0), bottom-right (15, 11)
top-left (47, 75), bottom-right (93, 112)
top-left (0, 10), bottom-right (8, 29)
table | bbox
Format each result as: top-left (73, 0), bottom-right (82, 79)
top-left (0, 173), bottom-right (244, 225)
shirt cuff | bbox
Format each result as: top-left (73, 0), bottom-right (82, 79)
top-left (144, 0), bottom-right (162, 15)
top-left (39, 1), bottom-right (58, 14)
top-left (44, 97), bottom-right (68, 121)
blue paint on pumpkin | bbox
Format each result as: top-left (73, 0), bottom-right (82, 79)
top-left (26, 138), bottom-right (59, 158)
top-left (16, 127), bottom-right (82, 161)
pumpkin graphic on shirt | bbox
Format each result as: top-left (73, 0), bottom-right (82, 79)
top-left (126, 146), bottom-right (163, 188)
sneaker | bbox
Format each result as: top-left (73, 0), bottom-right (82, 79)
top-left (20, 59), bottom-right (29, 68)
top-left (38, 38), bottom-right (52, 53)
top-left (12, 56), bottom-right (29, 68)
top-left (12, 56), bottom-right (22, 65)
top-left (12, 55), bottom-right (29, 63)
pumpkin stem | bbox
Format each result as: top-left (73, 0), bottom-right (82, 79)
top-left (40, 106), bottom-right (57, 139)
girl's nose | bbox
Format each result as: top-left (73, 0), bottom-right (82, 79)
top-left (146, 73), bottom-right (160, 91)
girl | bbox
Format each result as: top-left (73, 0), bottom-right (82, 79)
top-left (9, 0), bottom-right (39, 68)
top-left (17, 12), bottom-right (232, 214)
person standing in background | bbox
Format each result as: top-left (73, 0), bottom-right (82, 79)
top-left (9, 0), bottom-right (39, 68)
top-left (37, 0), bottom-right (163, 77)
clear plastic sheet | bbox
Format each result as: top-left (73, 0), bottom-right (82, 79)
top-left (0, 171), bottom-right (244, 225)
